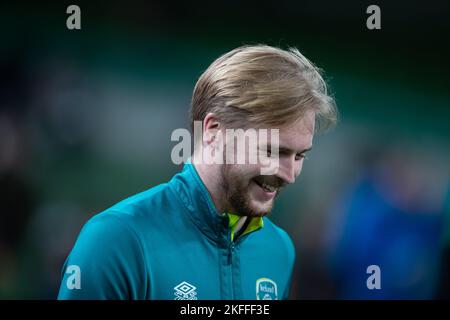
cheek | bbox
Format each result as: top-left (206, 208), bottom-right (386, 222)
top-left (234, 164), bottom-right (260, 178)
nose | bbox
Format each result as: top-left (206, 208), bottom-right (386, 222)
top-left (276, 155), bottom-right (300, 185)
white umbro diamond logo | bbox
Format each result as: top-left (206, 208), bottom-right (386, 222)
top-left (174, 281), bottom-right (198, 300)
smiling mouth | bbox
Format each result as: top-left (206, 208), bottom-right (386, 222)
top-left (253, 178), bottom-right (277, 193)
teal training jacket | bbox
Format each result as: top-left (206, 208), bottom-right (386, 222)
top-left (57, 163), bottom-right (295, 300)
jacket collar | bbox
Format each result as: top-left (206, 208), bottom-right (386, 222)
top-left (169, 162), bottom-right (263, 246)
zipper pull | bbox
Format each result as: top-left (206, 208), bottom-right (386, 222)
top-left (228, 243), bottom-right (235, 265)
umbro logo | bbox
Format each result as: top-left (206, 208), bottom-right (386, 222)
top-left (174, 281), bottom-right (198, 300)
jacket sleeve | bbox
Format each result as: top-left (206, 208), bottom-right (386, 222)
top-left (57, 213), bottom-right (148, 300)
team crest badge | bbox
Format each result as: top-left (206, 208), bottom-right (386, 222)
top-left (256, 278), bottom-right (278, 300)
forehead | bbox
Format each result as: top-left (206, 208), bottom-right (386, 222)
top-left (271, 111), bottom-right (315, 150)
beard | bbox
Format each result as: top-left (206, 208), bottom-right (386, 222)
top-left (219, 164), bottom-right (285, 217)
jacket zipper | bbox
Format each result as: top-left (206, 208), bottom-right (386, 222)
top-left (228, 240), bottom-right (235, 299)
top-left (228, 242), bottom-right (234, 265)
top-left (227, 234), bottom-right (249, 299)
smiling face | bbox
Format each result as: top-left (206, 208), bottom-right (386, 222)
top-left (219, 111), bottom-right (315, 217)
top-left (190, 45), bottom-right (337, 217)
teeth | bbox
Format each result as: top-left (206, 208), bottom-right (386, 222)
top-left (261, 182), bottom-right (276, 193)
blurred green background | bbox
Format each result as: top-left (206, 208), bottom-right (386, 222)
top-left (0, 0), bottom-right (449, 299)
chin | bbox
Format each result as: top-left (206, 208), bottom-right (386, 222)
top-left (247, 199), bottom-right (273, 217)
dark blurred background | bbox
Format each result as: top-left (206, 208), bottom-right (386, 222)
top-left (0, 0), bottom-right (449, 299)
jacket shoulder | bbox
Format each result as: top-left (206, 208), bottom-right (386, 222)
top-left (58, 209), bottom-right (148, 299)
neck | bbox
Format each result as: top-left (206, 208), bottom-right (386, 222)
top-left (192, 153), bottom-right (227, 215)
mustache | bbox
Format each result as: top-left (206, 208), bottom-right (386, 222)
top-left (252, 175), bottom-right (286, 189)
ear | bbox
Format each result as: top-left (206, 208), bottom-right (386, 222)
top-left (202, 113), bottom-right (221, 145)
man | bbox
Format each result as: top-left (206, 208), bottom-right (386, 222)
top-left (58, 44), bottom-right (337, 300)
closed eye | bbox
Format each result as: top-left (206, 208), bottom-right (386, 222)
top-left (295, 153), bottom-right (308, 161)
top-left (260, 145), bottom-right (312, 159)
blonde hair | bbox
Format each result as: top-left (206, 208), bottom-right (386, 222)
top-left (190, 44), bottom-right (337, 132)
